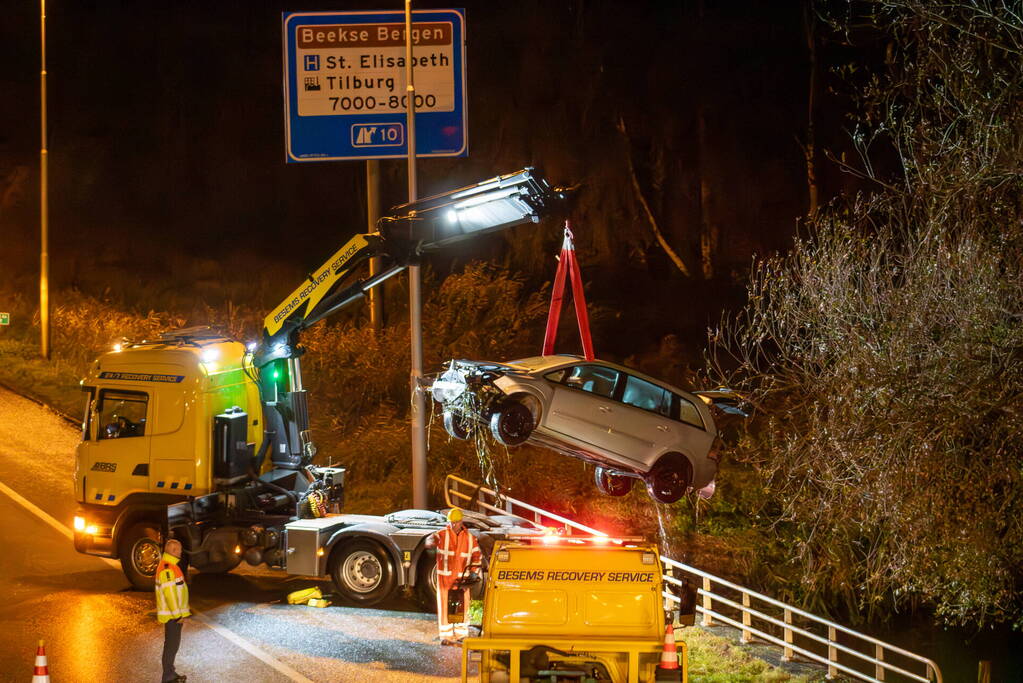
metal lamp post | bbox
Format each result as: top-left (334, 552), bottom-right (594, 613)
top-left (405, 0), bottom-right (428, 509)
top-left (39, 0), bottom-right (50, 359)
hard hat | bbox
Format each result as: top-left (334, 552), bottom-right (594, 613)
top-left (447, 508), bottom-right (464, 523)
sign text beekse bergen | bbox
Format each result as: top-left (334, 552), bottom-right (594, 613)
top-left (297, 22), bottom-right (454, 117)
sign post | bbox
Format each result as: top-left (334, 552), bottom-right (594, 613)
top-left (282, 8), bottom-right (467, 508)
top-left (282, 9), bottom-right (467, 161)
top-left (0, 313), bottom-right (10, 326)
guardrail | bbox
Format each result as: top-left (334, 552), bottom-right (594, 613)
top-left (444, 474), bottom-right (943, 683)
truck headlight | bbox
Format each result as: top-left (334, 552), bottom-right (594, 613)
top-left (73, 516), bottom-right (85, 531)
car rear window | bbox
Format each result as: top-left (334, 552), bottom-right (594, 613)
top-left (620, 375), bottom-right (705, 429)
top-left (621, 375), bottom-right (671, 415)
top-left (672, 394), bottom-right (705, 429)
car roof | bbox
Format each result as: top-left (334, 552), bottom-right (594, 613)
top-left (508, 355), bottom-right (698, 398)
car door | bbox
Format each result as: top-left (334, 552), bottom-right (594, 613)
top-left (600, 374), bottom-right (680, 468)
top-left (542, 364), bottom-right (621, 453)
top-left (605, 375), bottom-right (714, 472)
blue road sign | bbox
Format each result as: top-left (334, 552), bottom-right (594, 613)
top-left (282, 10), bottom-right (467, 162)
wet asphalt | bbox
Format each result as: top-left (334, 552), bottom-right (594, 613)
top-left (0, 386), bottom-right (463, 682)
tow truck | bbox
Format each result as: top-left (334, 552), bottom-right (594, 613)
top-left (71, 168), bottom-right (562, 594)
top-left (460, 535), bottom-right (691, 682)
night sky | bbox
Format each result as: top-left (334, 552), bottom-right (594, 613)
top-left (1, 1), bottom-right (850, 341)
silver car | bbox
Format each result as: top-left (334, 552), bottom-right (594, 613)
top-left (431, 355), bottom-right (720, 504)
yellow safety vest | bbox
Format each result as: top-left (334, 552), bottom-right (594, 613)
top-left (155, 553), bottom-right (190, 623)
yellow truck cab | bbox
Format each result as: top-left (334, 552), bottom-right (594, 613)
top-left (68, 169), bottom-right (562, 591)
top-left (461, 537), bottom-right (687, 682)
top-left (74, 331), bottom-right (264, 584)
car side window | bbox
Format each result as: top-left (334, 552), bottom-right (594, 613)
top-left (672, 394), bottom-right (705, 429)
top-left (548, 365), bottom-right (619, 398)
top-left (97, 389), bottom-right (149, 440)
top-left (621, 375), bottom-right (672, 416)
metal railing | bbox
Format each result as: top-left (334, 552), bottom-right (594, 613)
top-left (445, 473), bottom-right (606, 536)
top-left (444, 474), bottom-right (943, 683)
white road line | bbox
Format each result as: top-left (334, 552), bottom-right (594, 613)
top-left (0, 477), bottom-right (315, 683)
top-left (193, 613), bottom-right (315, 683)
top-left (0, 479), bottom-right (73, 541)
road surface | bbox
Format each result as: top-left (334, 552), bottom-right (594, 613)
top-left (0, 386), bottom-right (464, 682)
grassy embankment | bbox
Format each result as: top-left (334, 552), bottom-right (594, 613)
top-left (0, 272), bottom-right (819, 682)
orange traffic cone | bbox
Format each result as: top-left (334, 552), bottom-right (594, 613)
top-left (32, 640), bottom-right (51, 683)
top-left (654, 624), bottom-right (683, 681)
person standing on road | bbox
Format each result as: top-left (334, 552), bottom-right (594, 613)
top-left (426, 507), bottom-right (482, 644)
top-left (155, 538), bottom-right (190, 683)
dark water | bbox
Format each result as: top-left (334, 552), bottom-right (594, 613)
top-left (869, 616), bottom-right (1023, 683)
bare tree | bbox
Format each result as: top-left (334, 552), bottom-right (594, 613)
top-left (709, 0), bottom-right (1023, 627)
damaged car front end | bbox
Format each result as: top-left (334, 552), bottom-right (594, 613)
top-left (432, 360), bottom-right (542, 447)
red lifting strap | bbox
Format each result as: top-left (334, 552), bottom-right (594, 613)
top-left (542, 222), bottom-right (595, 361)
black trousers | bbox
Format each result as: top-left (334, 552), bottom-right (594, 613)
top-left (162, 618), bottom-right (183, 682)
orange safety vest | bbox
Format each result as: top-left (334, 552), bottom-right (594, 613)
top-left (434, 525), bottom-right (481, 591)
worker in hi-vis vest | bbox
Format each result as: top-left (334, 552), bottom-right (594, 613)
top-left (426, 507), bottom-right (482, 643)
top-left (155, 538), bottom-right (190, 683)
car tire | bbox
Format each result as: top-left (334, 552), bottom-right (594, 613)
top-left (119, 521), bottom-right (164, 590)
top-left (443, 410), bottom-right (473, 440)
top-left (489, 400), bottom-right (535, 446)
top-left (644, 453), bottom-right (694, 504)
top-left (594, 467), bottom-right (634, 497)
top-left (415, 554), bottom-right (439, 610)
top-left (329, 539), bottom-right (396, 606)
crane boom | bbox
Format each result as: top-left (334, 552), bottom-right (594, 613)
top-left (253, 168), bottom-right (562, 471)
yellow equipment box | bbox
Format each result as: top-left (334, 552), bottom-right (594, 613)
top-left (460, 537), bottom-right (687, 682)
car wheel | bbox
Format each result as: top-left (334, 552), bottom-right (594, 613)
top-left (594, 467), bottom-right (634, 497)
top-left (489, 400), bottom-right (535, 446)
top-left (443, 410), bottom-right (473, 440)
top-left (415, 555), bottom-right (439, 610)
top-left (330, 539), bottom-right (396, 606)
top-left (644, 453), bottom-right (693, 504)
top-left (119, 521), bottom-right (163, 590)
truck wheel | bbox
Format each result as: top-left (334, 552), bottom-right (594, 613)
top-left (489, 401), bottom-right (534, 446)
top-left (443, 410), bottom-right (473, 440)
top-left (119, 522), bottom-right (163, 590)
top-left (330, 540), bottom-right (396, 606)
top-left (594, 467), bottom-right (634, 497)
top-left (415, 557), bottom-right (439, 610)
top-left (644, 453), bottom-right (693, 504)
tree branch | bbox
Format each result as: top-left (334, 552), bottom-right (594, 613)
top-left (616, 116), bottom-right (692, 277)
